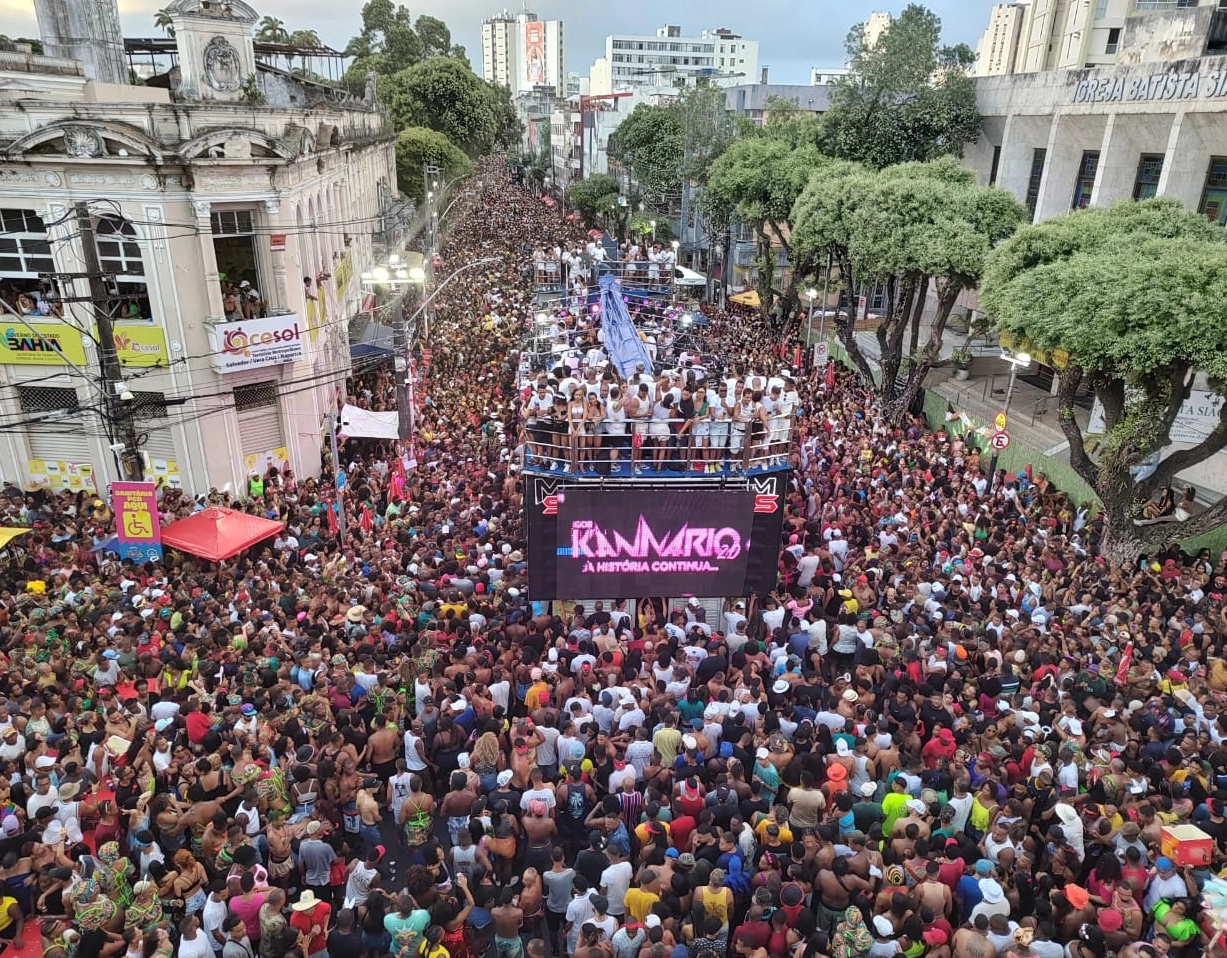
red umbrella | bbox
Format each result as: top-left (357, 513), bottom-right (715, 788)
top-left (160, 506), bottom-right (284, 562)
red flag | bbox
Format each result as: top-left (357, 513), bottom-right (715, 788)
top-left (325, 500), bottom-right (338, 534)
top-left (360, 504), bottom-right (374, 534)
top-left (1114, 640), bottom-right (1133, 686)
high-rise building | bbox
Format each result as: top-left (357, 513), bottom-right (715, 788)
top-left (972, 0), bottom-right (1222, 76)
top-left (862, 12), bottom-right (893, 50)
top-left (973, 3), bottom-right (1029, 76)
top-left (810, 67), bottom-right (849, 85)
top-left (481, 9), bottom-right (565, 97)
top-left (590, 25), bottom-right (758, 94)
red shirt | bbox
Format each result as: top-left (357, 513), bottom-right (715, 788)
top-left (669, 814), bottom-right (697, 851)
top-left (289, 903), bottom-right (331, 955)
top-left (185, 711), bottom-right (213, 745)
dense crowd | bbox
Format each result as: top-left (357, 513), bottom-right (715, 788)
top-left (0, 157), bottom-right (1223, 958)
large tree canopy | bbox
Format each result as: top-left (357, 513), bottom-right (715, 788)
top-left (980, 199), bottom-right (1227, 559)
top-left (705, 138), bottom-right (825, 313)
top-left (394, 128), bottom-right (472, 204)
top-left (566, 175), bottom-right (622, 228)
top-left (382, 58), bottom-right (498, 157)
top-left (608, 104), bottom-right (684, 210)
top-left (822, 3), bottom-right (980, 169)
top-left (793, 157), bottom-right (1025, 410)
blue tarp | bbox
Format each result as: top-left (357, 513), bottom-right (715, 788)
top-left (598, 273), bottom-right (653, 380)
top-left (89, 536), bottom-right (119, 554)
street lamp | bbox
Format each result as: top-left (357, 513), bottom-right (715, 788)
top-left (988, 347), bottom-right (1033, 485)
top-left (650, 219), bottom-right (657, 243)
top-left (805, 288), bottom-right (818, 343)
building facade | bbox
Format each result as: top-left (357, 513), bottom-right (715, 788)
top-left (965, 6), bottom-right (1227, 223)
top-left (481, 10), bottom-right (565, 98)
top-left (0, 0), bottom-right (397, 496)
top-left (589, 25), bottom-right (758, 94)
top-left (862, 12), bottom-right (894, 50)
top-left (972, 0), bottom-right (1226, 76)
top-left (973, 3), bottom-right (1030, 76)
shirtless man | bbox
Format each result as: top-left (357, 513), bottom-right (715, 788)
top-left (367, 715), bottom-right (400, 782)
top-left (356, 785), bottom-right (382, 851)
top-left (815, 857), bottom-right (869, 934)
top-left (491, 887), bottom-right (526, 958)
top-left (953, 915), bottom-right (994, 958)
top-left (913, 860), bottom-right (952, 919)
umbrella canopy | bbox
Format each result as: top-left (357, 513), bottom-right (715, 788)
top-left (729, 290), bottom-right (760, 307)
top-left (0, 527), bottom-right (30, 550)
top-left (160, 507), bottom-right (284, 562)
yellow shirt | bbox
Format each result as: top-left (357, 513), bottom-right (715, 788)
top-left (623, 887), bottom-right (660, 923)
top-left (753, 819), bottom-right (794, 845)
top-left (652, 728), bottom-right (682, 767)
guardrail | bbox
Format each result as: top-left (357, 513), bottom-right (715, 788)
top-left (520, 412), bottom-right (796, 476)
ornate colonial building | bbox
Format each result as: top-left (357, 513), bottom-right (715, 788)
top-left (0, 0), bottom-right (399, 494)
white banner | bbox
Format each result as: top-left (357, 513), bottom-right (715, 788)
top-left (210, 315), bottom-right (305, 373)
top-left (339, 403), bottom-right (399, 440)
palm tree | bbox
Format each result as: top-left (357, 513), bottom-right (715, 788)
top-left (255, 16), bottom-right (289, 43)
top-left (153, 6), bottom-right (175, 38)
top-left (288, 29), bottom-right (321, 74)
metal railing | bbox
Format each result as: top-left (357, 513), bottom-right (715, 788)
top-left (520, 412), bottom-right (796, 477)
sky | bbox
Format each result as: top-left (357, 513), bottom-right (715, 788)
top-left (1, 0), bottom-right (1001, 86)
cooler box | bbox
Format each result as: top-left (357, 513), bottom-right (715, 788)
top-left (1161, 824), bottom-right (1214, 868)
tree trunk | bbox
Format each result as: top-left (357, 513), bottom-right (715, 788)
top-left (1098, 517), bottom-right (1147, 569)
top-left (833, 252), bottom-right (877, 386)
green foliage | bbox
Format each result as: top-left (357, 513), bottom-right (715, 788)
top-left (395, 128), bottom-right (471, 204)
top-left (706, 139), bottom-right (824, 234)
top-left (483, 80), bottom-right (523, 151)
top-left (154, 7), bottom-right (176, 39)
top-left (982, 202), bottom-right (1227, 383)
top-left (759, 97), bottom-right (824, 149)
top-left (608, 104), bottom-right (684, 207)
top-left (823, 3), bottom-right (980, 169)
top-left (792, 157), bottom-right (1025, 397)
top-left (566, 175), bottom-right (622, 226)
top-left (382, 59), bottom-right (497, 156)
top-left (255, 16), bottom-right (289, 43)
top-left (0, 35), bottom-right (44, 54)
top-left (980, 199), bottom-right (1227, 547)
top-left (239, 74), bottom-right (265, 105)
top-left (415, 16), bottom-right (452, 59)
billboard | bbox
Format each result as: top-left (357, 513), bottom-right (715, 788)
top-left (209, 315), bottom-right (305, 373)
top-left (526, 476), bottom-right (787, 600)
top-left (525, 21), bottom-right (545, 86)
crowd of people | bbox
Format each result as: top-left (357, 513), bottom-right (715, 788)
top-left (0, 156), bottom-right (1223, 958)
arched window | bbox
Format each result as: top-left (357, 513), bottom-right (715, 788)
top-left (95, 215), bottom-right (152, 321)
top-left (0, 209), bottom-right (54, 315)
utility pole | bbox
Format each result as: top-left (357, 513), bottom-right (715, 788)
top-left (76, 201), bottom-right (142, 481)
top-left (327, 412), bottom-right (348, 541)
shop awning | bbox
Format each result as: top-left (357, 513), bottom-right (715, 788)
top-left (160, 507), bottom-right (284, 562)
top-left (729, 290), bottom-right (761, 307)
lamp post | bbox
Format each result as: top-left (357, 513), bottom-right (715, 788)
top-left (989, 348), bottom-right (1032, 485)
top-left (362, 255), bottom-right (427, 441)
top-left (650, 219), bottom-right (657, 243)
top-left (805, 288), bottom-right (818, 344)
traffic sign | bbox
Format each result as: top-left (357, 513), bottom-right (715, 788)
top-left (993, 411), bottom-right (1008, 432)
top-left (989, 431), bottom-right (1011, 451)
top-left (813, 341), bottom-right (829, 366)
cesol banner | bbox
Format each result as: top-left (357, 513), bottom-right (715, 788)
top-left (210, 315), bottom-right (305, 373)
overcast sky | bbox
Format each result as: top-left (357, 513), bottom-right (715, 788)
top-left (2, 0), bottom-right (1000, 86)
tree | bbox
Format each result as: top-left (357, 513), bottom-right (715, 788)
top-left (394, 128), bottom-right (471, 204)
top-left (608, 104), bottom-right (683, 211)
top-left (382, 59), bottom-right (497, 156)
top-left (415, 16), bottom-right (452, 59)
top-left (705, 138), bottom-right (824, 315)
top-left (0, 36), bottom-right (44, 54)
top-left (566, 175), bottom-right (621, 228)
top-left (792, 158), bottom-right (1024, 410)
top-left (822, 3), bottom-right (980, 169)
top-left (483, 80), bottom-right (523, 152)
top-left (255, 16), bottom-right (289, 43)
top-left (346, 0), bottom-right (424, 80)
top-left (154, 6), bottom-right (176, 38)
top-left (979, 199), bottom-right (1227, 562)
